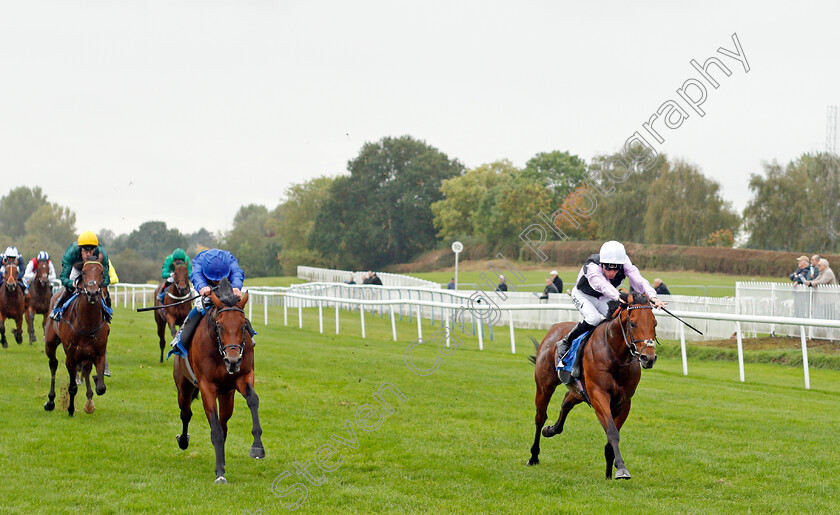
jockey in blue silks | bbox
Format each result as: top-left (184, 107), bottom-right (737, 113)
top-left (169, 249), bottom-right (248, 356)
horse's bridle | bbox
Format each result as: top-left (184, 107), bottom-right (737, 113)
top-left (211, 306), bottom-right (247, 360)
top-left (4, 264), bottom-right (17, 290)
top-left (80, 262), bottom-right (103, 303)
top-left (617, 304), bottom-right (658, 364)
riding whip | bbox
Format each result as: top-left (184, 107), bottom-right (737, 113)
top-left (657, 305), bottom-right (704, 335)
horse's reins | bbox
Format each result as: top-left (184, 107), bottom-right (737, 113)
top-left (61, 263), bottom-right (107, 337)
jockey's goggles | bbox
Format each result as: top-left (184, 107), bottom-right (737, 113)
top-left (601, 262), bottom-right (622, 270)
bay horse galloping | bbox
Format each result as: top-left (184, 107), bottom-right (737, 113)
top-left (173, 279), bottom-right (264, 484)
top-left (0, 264), bottom-right (26, 347)
top-left (527, 291), bottom-right (658, 479)
top-left (154, 263), bottom-right (192, 362)
top-left (26, 259), bottom-right (54, 344)
top-left (44, 260), bottom-right (110, 416)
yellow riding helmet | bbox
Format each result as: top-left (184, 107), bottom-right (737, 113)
top-left (77, 231), bottom-right (99, 247)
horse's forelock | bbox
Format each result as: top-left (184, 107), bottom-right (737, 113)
top-left (627, 291), bottom-right (650, 306)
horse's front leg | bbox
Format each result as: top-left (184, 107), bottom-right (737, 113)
top-left (528, 380), bottom-right (554, 466)
top-left (0, 313), bottom-right (7, 348)
top-left (604, 399), bottom-right (633, 479)
top-left (590, 389), bottom-right (630, 479)
top-left (543, 389), bottom-right (583, 438)
top-left (44, 332), bottom-right (60, 411)
top-left (174, 356), bottom-right (195, 450)
top-left (65, 358), bottom-right (78, 417)
top-left (26, 306), bottom-right (36, 344)
top-left (93, 352), bottom-right (106, 396)
top-left (199, 381), bottom-right (227, 484)
top-left (237, 379), bottom-right (265, 459)
top-left (82, 361), bottom-right (96, 414)
top-left (13, 315), bottom-right (23, 344)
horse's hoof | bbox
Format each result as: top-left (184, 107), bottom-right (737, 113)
top-left (541, 426), bottom-right (556, 438)
top-left (84, 399), bottom-right (95, 414)
top-left (1, 341), bottom-right (7, 349)
top-left (68, 407), bottom-right (75, 417)
top-left (527, 457), bottom-right (539, 466)
top-left (214, 476), bottom-right (227, 485)
top-left (177, 434), bottom-right (190, 450)
top-left (250, 446), bottom-right (265, 459)
top-left (44, 400), bottom-right (55, 411)
top-left (615, 468), bottom-right (631, 480)
top-left (96, 385), bottom-right (106, 396)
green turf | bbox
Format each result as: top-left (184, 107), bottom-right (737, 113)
top-left (2, 304), bottom-right (838, 514)
top-left (406, 267), bottom-right (777, 297)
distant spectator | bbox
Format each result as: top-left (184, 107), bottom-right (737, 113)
top-left (496, 274), bottom-right (508, 292)
top-left (653, 278), bottom-right (671, 295)
top-left (806, 259), bottom-right (837, 286)
top-left (370, 272), bottom-right (383, 286)
top-left (540, 277), bottom-right (559, 300)
top-left (789, 256), bottom-right (812, 285)
top-left (550, 270), bottom-right (563, 294)
top-left (810, 255), bottom-right (821, 280)
top-left (346, 276), bottom-right (356, 285)
top-left (447, 278), bottom-right (455, 290)
top-left (362, 272), bottom-right (371, 284)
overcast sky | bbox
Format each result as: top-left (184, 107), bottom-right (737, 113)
top-left (1, 1), bottom-right (836, 238)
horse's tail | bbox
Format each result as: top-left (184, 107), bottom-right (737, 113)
top-left (527, 336), bottom-right (540, 365)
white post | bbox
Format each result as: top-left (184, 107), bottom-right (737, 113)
top-left (360, 307), bottom-right (366, 339)
top-left (477, 310), bottom-right (484, 351)
top-left (298, 303), bottom-right (303, 329)
top-left (680, 323), bottom-right (688, 376)
top-left (416, 305), bottom-right (422, 340)
top-left (800, 326), bottom-right (811, 390)
top-left (335, 303), bottom-right (340, 335)
top-left (455, 252), bottom-right (459, 290)
top-left (318, 300), bottom-right (323, 334)
top-left (142, 288), bottom-right (147, 309)
top-left (123, 286), bottom-right (128, 308)
top-left (445, 314), bottom-right (451, 349)
top-left (390, 305), bottom-right (397, 342)
top-left (735, 321), bottom-right (745, 382)
top-left (264, 296), bottom-right (268, 326)
top-left (769, 283), bottom-right (776, 336)
top-left (248, 294), bottom-right (253, 321)
top-left (508, 310), bottom-right (516, 354)
top-left (283, 295), bottom-right (288, 326)
top-left (131, 288), bottom-right (135, 311)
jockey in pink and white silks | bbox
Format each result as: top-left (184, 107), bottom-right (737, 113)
top-left (555, 241), bottom-right (664, 372)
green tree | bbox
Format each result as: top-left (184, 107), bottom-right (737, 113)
top-left (643, 160), bottom-right (740, 246)
top-left (117, 221), bottom-right (188, 261)
top-left (22, 203), bottom-right (77, 258)
top-left (522, 150), bottom-right (587, 206)
top-left (0, 186), bottom-right (49, 239)
top-left (276, 176), bottom-right (334, 274)
top-left (743, 153), bottom-right (840, 252)
top-left (225, 205), bottom-right (282, 277)
top-left (311, 136), bottom-right (463, 268)
top-left (432, 160), bottom-right (516, 240)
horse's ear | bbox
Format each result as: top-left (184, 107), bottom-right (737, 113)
top-left (627, 292), bottom-right (634, 305)
top-left (238, 290), bottom-right (248, 309)
top-left (619, 291), bottom-right (629, 303)
top-left (209, 291), bottom-right (223, 309)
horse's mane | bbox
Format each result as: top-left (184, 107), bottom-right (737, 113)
top-left (215, 277), bottom-right (240, 307)
top-left (619, 290), bottom-right (650, 306)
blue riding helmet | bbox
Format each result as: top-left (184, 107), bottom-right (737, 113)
top-left (37, 251), bottom-right (49, 261)
top-left (202, 254), bottom-right (230, 282)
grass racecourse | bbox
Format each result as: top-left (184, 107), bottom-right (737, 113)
top-left (2, 298), bottom-right (839, 514)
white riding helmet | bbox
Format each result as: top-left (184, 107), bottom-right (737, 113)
top-left (37, 251), bottom-right (49, 261)
top-left (599, 241), bottom-right (628, 266)
top-left (4, 246), bottom-right (19, 258)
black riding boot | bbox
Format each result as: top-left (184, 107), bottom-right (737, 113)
top-left (171, 309), bottom-right (204, 353)
top-left (49, 287), bottom-right (75, 320)
top-left (556, 321), bottom-right (595, 368)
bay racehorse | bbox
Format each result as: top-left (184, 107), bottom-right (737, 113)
top-left (527, 291), bottom-right (657, 479)
top-left (154, 263), bottom-right (192, 362)
top-left (173, 278), bottom-right (264, 484)
top-left (0, 264), bottom-right (26, 347)
top-left (26, 259), bottom-right (54, 344)
top-left (44, 259), bottom-right (110, 416)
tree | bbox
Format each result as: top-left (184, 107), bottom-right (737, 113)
top-left (188, 228), bottom-right (219, 254)
top-left (743, 153), bottom-right (840, 252)
top-left (225, 205), bottom-right (282, 277)
top-left (119, 221), bottom-right (188, 261)
top-left (0, 186), bottom-right (49, 239)
top-left (643, 160), bottom-right (740, 246)
top-left (276, 176), bottom-right (334, 274)
top-left (311, 136), bottom-right (463, 269)
top-left (522, 150), bottom-right (587, 206)
top-left (474, 173), bottom-right (553, 246)
top-left (22, 203), bottom-right (77, 258)
top-left (432, 160), bottom-right (517, 240)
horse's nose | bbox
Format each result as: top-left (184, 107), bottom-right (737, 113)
top-left (640, 353), bottom-right (657, 369)
top-left (223, 357), bottom-right (241, 374)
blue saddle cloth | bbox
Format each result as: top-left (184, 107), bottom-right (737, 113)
top-left (167, 339), bottom-right (188, 360)
top-left (52, 292), bottom-right (113, 323)
top-left (556, 330), bottom-right (591, 373)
